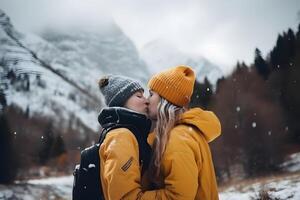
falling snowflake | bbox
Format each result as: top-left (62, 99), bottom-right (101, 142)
top-left (268, 131), bottom-right (272, 136)
top-left (41, 136), bottom-right (44, 139)
top-left (277, 65), bottom-right (280, 68)
top-left (285, 126), bottom-right (289, 131)
top-left (252, 122), bottom-right (257, 128)
top-left (14, 132), bottom-right (17, 135)
top-left (236, 106), bottom-right (240, 112)
top-left (234, 124), bottom-right (238, 129)
top-left (206, 88), bottom-right (210, 92)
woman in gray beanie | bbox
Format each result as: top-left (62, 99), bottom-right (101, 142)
top-left (97, 75), bottom-right (152, 200)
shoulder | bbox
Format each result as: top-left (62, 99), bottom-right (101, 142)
top-left (102, 128), bottom-right (138, 147)
top-left (169, 125), bottom-right (195, 140)
top-left (100, 128), bottom-right (139, 157)
top-left (166, 125), bottom-right (198, 152)
top-left (108, 127), bottom-right (135, 137)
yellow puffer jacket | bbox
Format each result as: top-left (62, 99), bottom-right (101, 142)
top-left (141, 107), bottom-right (221, 200)
top-left (99, 128), bottom-right (143, 200)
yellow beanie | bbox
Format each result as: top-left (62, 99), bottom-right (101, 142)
top-left (148, 65), bottom-right (196, 107)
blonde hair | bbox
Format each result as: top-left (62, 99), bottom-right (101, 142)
top-left (149, 98), bottom-right (185, 185)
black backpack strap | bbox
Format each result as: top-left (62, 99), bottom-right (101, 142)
top-left (98, 128), bottom-right (109, 144)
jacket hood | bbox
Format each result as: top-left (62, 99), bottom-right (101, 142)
top-left (178, 108), bottom-right (221, 142)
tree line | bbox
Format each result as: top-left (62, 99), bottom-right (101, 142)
top-left (191, 24), bottom-right (300, 182)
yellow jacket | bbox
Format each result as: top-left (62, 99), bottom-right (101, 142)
top-left (141, 107), bottom-right (221, 200)
top-left (99, 127), bottom-right (144, 200)
top-left (99, 107), bottom-right (221, 200)
top-left (98, 107), bottom-right (153, 200)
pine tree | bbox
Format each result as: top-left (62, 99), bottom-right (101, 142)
top-left (297, 24), bottom-right (300, 40)
top-left (287, 29), bottom-right (296, 58)
top-left (270, 30), bottom-right (296, 71)
top-left (50, 135), bottom-right (66, 158)
top-left (0, 112), bottom-right (17, 183)
top-left (190, 77), bottom-right (213, 109)
top-left (39, 121), bottom-right (55, 164)
top-left (0, 89), bottom-right (7, 112)
top-left (254, 48), bottom-right (270, 80)
top-left (270, 35), bottom-right (285, 69)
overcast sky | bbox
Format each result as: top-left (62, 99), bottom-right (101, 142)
top-left (1, 0), bottom-right (300, 74)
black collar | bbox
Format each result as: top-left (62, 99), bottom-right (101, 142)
top-left (98, 107), bottom-right (151, 135)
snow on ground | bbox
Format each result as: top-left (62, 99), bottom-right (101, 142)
top-left (27, 175), bottom-right (73, 197)
top-left (220, 153), bottom-right (300, 199)
top-left (0, 173), bottom-right (299, 200)
top-left (220, 173), bottom-right (300, 200)
top-left (281, 152), bottom-right (300, 172)
top-left (0, 176), bottom-right (73, 200)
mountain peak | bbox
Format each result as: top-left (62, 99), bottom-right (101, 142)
top-left (141, 39), bottom-right (223, 84)
top-left (0, 9), bottom-right (12, 31)
top-left (0, 9), bottom-right (22, 40)
top-left (0, 9), bottom-right (9, 22)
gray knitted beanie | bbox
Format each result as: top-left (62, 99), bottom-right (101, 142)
top-left (98, 75), bottom-right (144, 107)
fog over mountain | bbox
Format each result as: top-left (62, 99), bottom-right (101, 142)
top-left (0, 10), bottom-right (149, 131)
top-left (141, 39), bottom-right (223, 83)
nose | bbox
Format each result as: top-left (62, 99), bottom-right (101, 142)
top-left (145, 98), bottom-right (149, 105)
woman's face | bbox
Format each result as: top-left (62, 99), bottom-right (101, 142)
top-left (124, 90), bottom-right (149, 115)
top-left (147, 90), bottom-right (161, 120)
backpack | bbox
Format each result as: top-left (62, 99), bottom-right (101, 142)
top-left (72, 125), bottom-right (137, 200)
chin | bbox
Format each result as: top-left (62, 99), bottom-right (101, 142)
top-left (148, 114), bottom-right (157, 121)
top-left (140, 109), bottom-right (148, 116)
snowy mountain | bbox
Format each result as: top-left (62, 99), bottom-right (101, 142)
top-left (0, 10), bottom-right (150, 131)
top-left (141, 39), bottom-right (223, 84)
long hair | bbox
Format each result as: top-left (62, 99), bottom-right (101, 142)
top-left (149, 98), bottom-right (185, 186)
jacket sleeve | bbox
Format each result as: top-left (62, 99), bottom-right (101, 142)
top-left (100, 128), bottom-right (143, 200)
top-left (139, 132), bottom-right (200, 200)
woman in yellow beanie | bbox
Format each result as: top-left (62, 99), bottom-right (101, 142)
top-left (139, 65), bottom-right (222, 200)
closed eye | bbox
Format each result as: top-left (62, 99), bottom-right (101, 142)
top-left (149, 91), bottom-right (153, 97)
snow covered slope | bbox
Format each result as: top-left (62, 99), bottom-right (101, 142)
top-left (141, 39), bottom-right (223, 84)
top-left (220, 173), bottom-right (300, 200)
top-left (0, 176), bottom-right (73, 200)
top-left (0, 10), bottom-right (149, 131)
